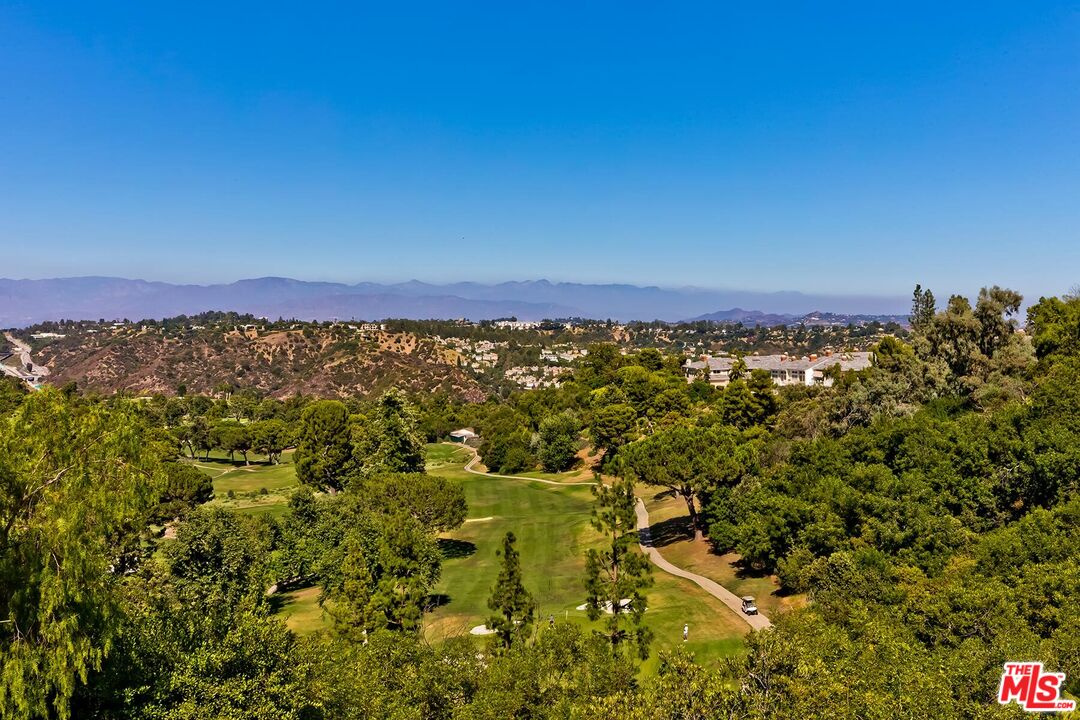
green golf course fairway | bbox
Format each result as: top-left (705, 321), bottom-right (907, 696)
top-left (268, 444), bottom-right (751, 670)
top-left (423, 447), bottom-right (748, 670)
top-left (190, 449), bottom-right (299, 517)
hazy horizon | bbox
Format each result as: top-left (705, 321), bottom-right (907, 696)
top-left (0, 274), bottom-right (920, 328)
top-left (0, 272), bottom-right (914, 298)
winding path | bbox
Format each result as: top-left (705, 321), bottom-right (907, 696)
top-left (634, 499), bottom-right (772, 630)
top-left (452, 443), bottom-right (772, 630)
top-left (460, 445), bottom-right (598, 486)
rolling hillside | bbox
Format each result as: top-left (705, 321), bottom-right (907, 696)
top-left (35, 324), bottom-right (487, 400)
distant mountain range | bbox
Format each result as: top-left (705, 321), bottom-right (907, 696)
top-left (685, 308), bottom-right (910, 327)
top-left (0, 276), bottom-right (908, 327)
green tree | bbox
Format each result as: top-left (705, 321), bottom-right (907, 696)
top-left (249, 418), bottom-right (291, 464)
top-left (478, 405), bottom-right (536, 474)
top-left (0, 390), bottom-right (162, 720)
top-left (143, 609), bottom-right (319, 720)
top-left (537, 411), bottom-right (580, 473)
top-left (1028, 293), bottom-right (1080, 359)
top-left (327, 516), bottom-right (442, 635)
top-left (973, 285), bottom-right (1023, 359)
top-left (350, 390), bottom-right (426, 479)
top-left (269, 487), bottom-right (326, 587)
top-left (354, 472), bottom-right (467, 533)
top-left (719, 370), bottom-right (777, 429)
top-left (619, 425), bottom-right (757, 540)
top-left (328, 531), bottom-right (379, 641)
top-left (589, 402), bottom-right (637, 457)
top-left (77, 571), bottom-right (320, 720)
top-left (910, 283), bottom-right (937, 330)
top-left (487, 532), bottom-right (536, 649)
top-left (163, 506), bottom-right (270, 608)
top-left (175, 416), bottom-right (210, 460)
top-left (584, 478), bottom-right (652, 659)
top-left (0, 376), bottom-right (28, 415)
top-left (229, 388), bottom-right (260, 421)
top-left (152, 461), bottom-right (214, 522)
top-left (613, 365), bottom-right (664, 415)
top-left (295, 399), bottom-right (352, 493)
top-left (727, 357), bottom-right (748, 383)
top-left (209, 421), bottom-right (250, 463)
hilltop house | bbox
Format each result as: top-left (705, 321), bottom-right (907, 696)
top-left (684, 351), bottom-right (873, 388)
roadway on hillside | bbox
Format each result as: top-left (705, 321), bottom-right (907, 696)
top-left (2, 332), bottom-right (49, 384)
top-left (455, 443), bottom-right (772, 630)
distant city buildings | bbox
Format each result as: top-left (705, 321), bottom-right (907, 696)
top-left (684, 351), bottom-right (873, 388)
top-left (504, 365), bottom-right (571, 389)
top-left (492, 320), bottom-right (541, 330)
top-left (539, 347), bottom-right (588, 363)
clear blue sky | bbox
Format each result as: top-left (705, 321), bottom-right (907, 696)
top-left (2, 2), bottom-right (1078, 299)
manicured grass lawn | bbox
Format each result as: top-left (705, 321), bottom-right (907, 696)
top-left (423, 464), bottom-right (599, 641)
top-left (641, 571), bottom-right (747, 671)
top-left (424, 443), bottom-right (473, 470)
top-left (208, 461), bottom-right (298, 494)
top-left (189, 449), bottom-right (299, 516)
top-left (274, 586), bottom-right (327, 635)
top-left (638, 488), bottom-right (806, 619)
top-left (425, 455), bottom-right (749, 668)
top-left (270, 445), bottom-right (752, 669)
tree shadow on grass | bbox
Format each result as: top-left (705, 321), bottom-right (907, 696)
top-left (425, 593), bottom-right (452, 611)
top-left (724, 555), bottom-right (796, 597)
top-left (438, 538), bottom-right (477, 559)
top-left (645, 515), bottom-right (695, 548)
top-left (731, 557), bottom-right (772, 580)
top-left (267, 583), bottom-right (320, 613)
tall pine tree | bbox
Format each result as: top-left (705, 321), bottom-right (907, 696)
top-left (584, 477), bottom-right (653, 659)
top-left (910, 283), bottom-right (937, 331)
top-left (486, 531), bottom-right (536, 649)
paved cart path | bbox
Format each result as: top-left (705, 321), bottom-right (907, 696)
top-left (634, 498), bottom-right (772, 630)
top-left (453, 443), bottom-right (772, 630)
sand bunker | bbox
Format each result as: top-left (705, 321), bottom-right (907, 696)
top-left (574, 599), bottom-right (643, 614)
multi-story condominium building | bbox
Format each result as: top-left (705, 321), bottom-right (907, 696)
top-left (684, 351), bottom-right (873, 388)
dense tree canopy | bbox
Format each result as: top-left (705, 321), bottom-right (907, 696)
top-left (294, 400), bottom-right (352, 492)
top-left (0, 390), bottom-right (163, 719)
top-left (8, 285), bottom-right (1080, 719)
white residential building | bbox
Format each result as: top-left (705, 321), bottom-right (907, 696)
top-left (684, 351), bottom-right (873, 388)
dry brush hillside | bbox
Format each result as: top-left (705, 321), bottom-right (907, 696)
top-left (37, 326), bottom-right (487, 400)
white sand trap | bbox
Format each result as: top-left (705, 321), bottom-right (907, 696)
top-left (470, 624), bottom-right (496, 636)
top-left (575, 599), bottom-right (643, 614)
top-left (464, 516), bottom-right (494, 523)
